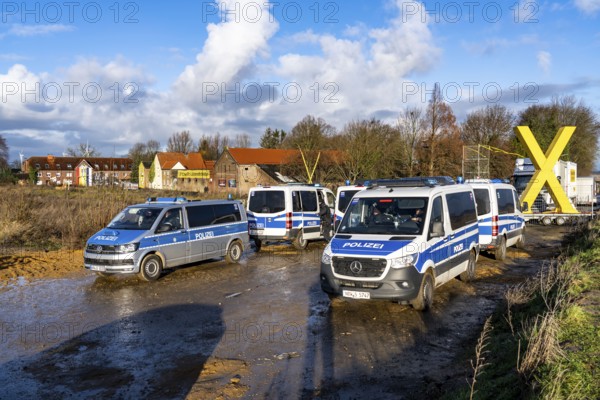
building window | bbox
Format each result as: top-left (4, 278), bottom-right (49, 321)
top-left (37, 172), bottom-right (42, 177)
top-left (94, 164), bottom-right (99, 169)
top-left (45, 164), bottom-right (49, 169)
top-left (104, 164), bottom-right (109, 169)
top-left (113, 164), bottom-right (117, 169)
top-left (67, 163), bottom-right (72, 169)
top-left (66, 172), bottom-right (73, 178)
top-left (56, 172), bottom-right (61, 177)
top-left (56, 164), bottom-right (61, 169)
top-left (35, 163), bottom-right (40, 169)
top-left (120, 164), bottom-right (125, 169)
top-left (46, 172), bottom-right (51, 178)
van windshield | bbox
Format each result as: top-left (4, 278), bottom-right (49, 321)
top-left (248, 190), bottom-right (285, 213)
top-left (107, 207), bottom-right (162, 230)
top-left (338, 197), bottom-right (428, 235)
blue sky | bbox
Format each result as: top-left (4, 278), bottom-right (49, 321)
top-left (1, 0), bottom-right (600, 168)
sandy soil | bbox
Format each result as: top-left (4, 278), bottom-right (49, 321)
top-left (0, 248), bottom-right (85, 284)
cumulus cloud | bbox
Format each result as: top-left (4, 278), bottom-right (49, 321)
top-left (537, 50), bottom-right (551, 75)
top-left (174, 0), bottom-right (279, 103)
top-left (3, 0), bottom-right (442, 161)
top-left (574, 0), bottom-right (600, 14)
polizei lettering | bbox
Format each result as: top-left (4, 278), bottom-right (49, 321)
top-left (342, 242), bottom-right (384, 249)
top-left (195, 231), bottom-right (215, 240)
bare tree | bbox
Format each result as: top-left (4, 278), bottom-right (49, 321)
top-left (234, 133), bottom-right (251, 148)
top-left (396, 106), bottom-right (424, 176)
top-left (461, 105), bottom-right (516, 178)
top-left (0, 134), bottom-right (8, 168)
top-left (66, 142), bottom-right (101, 157)
top-left (419, 83), bottom-right (461, 176)
top-left (167, 131), bottom-right (195, 154)
top-left (198, 133), bottom-right (230, 160)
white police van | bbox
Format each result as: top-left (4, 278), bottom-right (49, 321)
top-left (320, 182), bottom-right (479, 311)
top-left (84, 197), bottom-right (250, 281)
top-left (468, 180), bottom-right (525, 260)
top-left (247, 185), bottom-right (335, 250)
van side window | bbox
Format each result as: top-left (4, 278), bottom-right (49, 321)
top-left (428, 196), bottom-right (444, 239)
top-left (248, 190), bottom-right (285, 213)
top-left (292, 191), bottom-right (302, 212)
top-left (446, 192), bottom-right (477, 230)
top-left (187, 205), bottom-right (214, 228)
top-left (513, 190), bottom-right (522, 212)
top-left (212, 204), bottom-right (242, 225)
top-left (497, 189), bottom-right (515, 215)
top-left (473, 188), bottom-right (491, 215)
top-left (300, 191), bottom-right (318, 212)
top-left (326, 192), bottom-right (335, 208)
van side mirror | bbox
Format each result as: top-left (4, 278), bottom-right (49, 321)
top-left (522, 202), bottom-right (529, 212)
top-left (430, 221), bottom-right (444, 238)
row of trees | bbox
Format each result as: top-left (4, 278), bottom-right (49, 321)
top-left (1, 87), bottom-right (598, 184)
top-left (259, 87), bottom-right (599, 181)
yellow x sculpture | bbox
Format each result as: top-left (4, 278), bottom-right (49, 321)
top-left (514, 126), bottom-right (578, 214)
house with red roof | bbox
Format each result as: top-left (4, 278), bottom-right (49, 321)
top-left (212, 148), bottom-right (300, 194)
top-left (148, 152), bottom-right (212, 190)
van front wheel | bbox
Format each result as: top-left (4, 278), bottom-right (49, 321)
top-left (226, 240), bottom-right (243, 263)
top-left (139, 254), bottom-right (163, 281)
top-left (293, 232), bottom-right (308, 250)
top-left (411, 273), bottom-right (434, 311)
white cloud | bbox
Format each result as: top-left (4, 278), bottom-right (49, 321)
top-left (2, 0), bottom-right (442, 161)
top-left (537, 50), bottom-right (552, 75)
top-left (574, 0), bottom-right (600, 14)
top-left (174, 0), bottom-right (279, 103)
top-left (8, 24), bottom-right (74, 37)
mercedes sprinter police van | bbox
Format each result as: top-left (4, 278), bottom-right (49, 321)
top-left (247, 185), bottom-right (335, 250)
top-left (468, 180), bottom-right (525, 260)
top-left (320, 182), bottom-right (479, 311)
top-left (84, 197), bottom-right (250, 281)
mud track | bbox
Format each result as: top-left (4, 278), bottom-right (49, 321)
top-left (0, 225), bottom-right (567, 399)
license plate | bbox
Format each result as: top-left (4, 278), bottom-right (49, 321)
top-left (252, 229), bottom-right (264, 236)
top-left (342, 290), bottom-right (370, 299)
top-left (90, 265), bottom-right (106, 272)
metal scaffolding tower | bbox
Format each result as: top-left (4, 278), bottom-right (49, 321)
top-left (462, 145), bottom-right (490, 180)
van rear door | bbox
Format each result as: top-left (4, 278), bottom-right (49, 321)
top-left (247, 189), bottom-right (286, 238)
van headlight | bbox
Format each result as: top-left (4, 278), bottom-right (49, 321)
top-left (116, 243), bottom-right (139, 253)
top-left (321, 245), bottom-right (332, 264)
top-left (390, 254), bottom-right (417, 269)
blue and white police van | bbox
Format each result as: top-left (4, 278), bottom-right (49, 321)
top-left (468, 180), bottom-right (525, 260)
top-left (320, 182), bottom-right (479, 311)
top-left (247, 185), bottom-right (335, 250)
top-left (84, 197), bottom-right (250, 281)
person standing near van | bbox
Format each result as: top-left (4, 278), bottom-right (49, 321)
top-left (319, 196), bottom-right (332, 242)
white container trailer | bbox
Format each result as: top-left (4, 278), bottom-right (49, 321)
top-left (576, 177), bottom-right (596, 205)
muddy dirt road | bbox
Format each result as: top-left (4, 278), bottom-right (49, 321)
top-left (0, 225), bottom-right (568, 399)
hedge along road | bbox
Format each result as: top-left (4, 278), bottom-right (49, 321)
top-left (0, 225), bottom-right (568, 399)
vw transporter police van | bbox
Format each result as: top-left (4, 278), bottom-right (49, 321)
top-left (320, 182), bottom-right (479, 311)
top-left (84, 197), bottom-right (250, 281)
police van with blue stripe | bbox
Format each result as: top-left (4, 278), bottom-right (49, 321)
top-left (84, 197), bottom-right (250, 281)
top-left (468, 180), bottom-right (525, 260)
top-left (320, 182), bottom-right (479, 310)
top-left (247, 185), bottom-right (335, 250)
